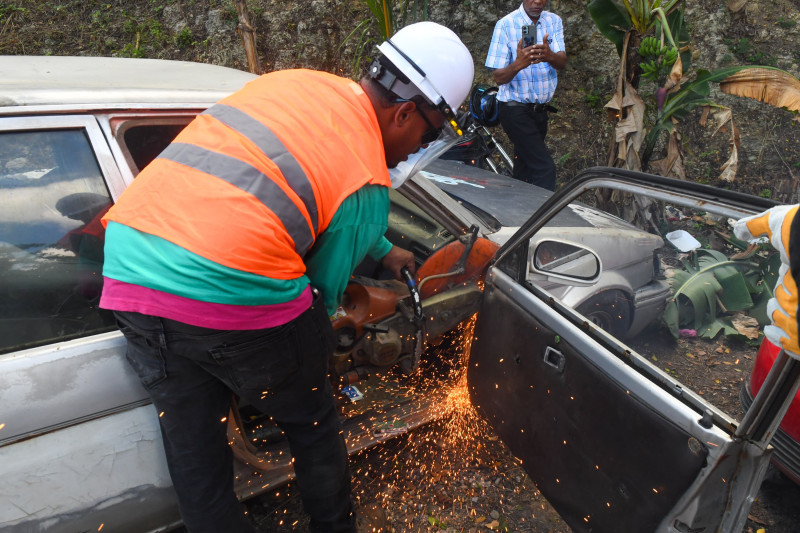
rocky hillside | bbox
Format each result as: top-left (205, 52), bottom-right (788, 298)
top-left (2, 0), bottom-right (798, 200)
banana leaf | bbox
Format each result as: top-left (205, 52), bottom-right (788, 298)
top-left (655, 6), bottom-right (691, 73)
top-left (663, 249), bottom-right (763, 339)
top-left (587, 0), bottom-right (632, 57)
top-left (719, 67), bottom-right (800, 114)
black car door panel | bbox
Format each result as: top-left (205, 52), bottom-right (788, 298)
top-left (469, 276), bottom-right (708, 531)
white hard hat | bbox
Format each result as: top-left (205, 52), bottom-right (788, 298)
top-left (370, 21), bottom-right (474, 124)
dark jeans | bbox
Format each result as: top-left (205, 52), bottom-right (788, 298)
top-left (114, 291), bottom-right (353, 533)
top-left (499, 102), bottom-right (556, 191)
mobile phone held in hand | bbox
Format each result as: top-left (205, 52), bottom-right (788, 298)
top-left (522, 24), bottom-right (537, 48)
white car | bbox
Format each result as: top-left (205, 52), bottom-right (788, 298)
top-left (1, 56), bottom-right (794, 533)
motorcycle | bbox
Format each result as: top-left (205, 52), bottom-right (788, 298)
top-left (439, 86), bottom-right (514, 177)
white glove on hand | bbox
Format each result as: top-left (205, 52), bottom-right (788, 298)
top-left (733, 204), bottom-right (800, 359)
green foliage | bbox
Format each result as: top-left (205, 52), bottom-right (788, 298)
top-left (725, 37), bottom-right (778, 66)
top-left (662, 249), bottom-right (770, 340)
top-left (427, 514), bottom-right (448, 529)
top-left (121, 41), bottom-right (145, 58)
top-left (640, 65), bottom-right (784, 165)
top-left (581, 87), bottom-right (604, 109)
top-left (727, 37), bottom-right (752, 56)
top-left (175, 27), bottom-right (194, 48)
top-left (655, 7), bottom-right (692, 72)
top-left (557, 151), bottom-right (572, 166)
top-left (589, 0), bottom-right (797, 177)
top-left (339, 0), bottom-right (428, 78)
top-left (778, 16), bottom-right (796, 29)
top-left (587, 0), bottom-right (683, 57)
top-left (638, 36), bottom-right (678, 82)
top-left (91, 4), bottom-right (114, 27)
top-left (0, 2), bottom-right (26, 19)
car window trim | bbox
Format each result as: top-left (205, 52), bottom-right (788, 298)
top-left (0, 114), bottom-right (128, 200)
top-left (493, 167), bottom-right (778, 272)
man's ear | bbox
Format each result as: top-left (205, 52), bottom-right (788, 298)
top-left (392, 100), bottom-right (417, 129)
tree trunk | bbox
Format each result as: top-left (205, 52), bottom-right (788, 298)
top-left (234, 0), bottom-right (261, 74)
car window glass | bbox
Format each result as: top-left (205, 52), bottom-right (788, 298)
top-left (0, 129), bottom-right (115, 354)
top-left (500, 186), bottom-right (778, 422)
top-left (387, 188), bottom-right (457, 264)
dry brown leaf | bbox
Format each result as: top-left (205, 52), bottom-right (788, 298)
top-left (709, 107), bottom-right (740, 182)
top-left (718, 146), bottom-right (738, 182)
top-left (731, 313), bottom-right (760, 339)
top-left (665, 54), bottom-right (683, 91)
top-left (699, 105), bottom-right (710, 127)
top-left (711, 108), bottom-right (733, 137)
top-left (730, 242), bottom-right (761, 260)
top-left (720, 68), bottom-right (800, 114)
top-left (649, 131), bottom-right (685, 179)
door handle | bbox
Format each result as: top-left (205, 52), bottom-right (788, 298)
top-left (543, 346), bottom-right (565, 373)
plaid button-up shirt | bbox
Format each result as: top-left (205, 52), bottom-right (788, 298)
top-left (485, 5), bottom-right (565, 104)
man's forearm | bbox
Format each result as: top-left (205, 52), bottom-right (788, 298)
top-left (492, 51), bottom-right (567, 86)
top-left (492, 61), bottom-right (524, 86)
top-left (548, 51), bottom-right (568, 71)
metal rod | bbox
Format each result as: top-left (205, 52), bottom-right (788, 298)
top-left (735, 349), bottom-right (800, 445)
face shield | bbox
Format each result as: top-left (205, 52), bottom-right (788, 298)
top-left (389, 134), bottom-right (460, 189)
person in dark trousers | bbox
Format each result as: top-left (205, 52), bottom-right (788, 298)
top-left (486, 0), bottom-right (567, 190)
top-left (99, 21), bottom-right (474, 533)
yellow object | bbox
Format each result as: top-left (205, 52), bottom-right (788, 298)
top-left (734, 205), bottom-right (800, 358)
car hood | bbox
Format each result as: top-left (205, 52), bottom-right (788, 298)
top-left (421, 159), bottom-right (643, 235)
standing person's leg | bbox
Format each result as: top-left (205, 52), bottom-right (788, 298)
top-left (210, 292), bottom-right (353, 533)
top-left (115, 311), bottom-right (255, 533)
top-left (499, 104), bottom-right (556, 191)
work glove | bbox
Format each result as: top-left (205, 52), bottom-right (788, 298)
top-left (733, 204), bottom-right (800, 359)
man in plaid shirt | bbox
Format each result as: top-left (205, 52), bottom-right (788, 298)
top-left (486, 0), bottom-right (567, 190)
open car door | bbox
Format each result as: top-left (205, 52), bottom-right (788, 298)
top-left (467, 167), bottom-right (800, 532)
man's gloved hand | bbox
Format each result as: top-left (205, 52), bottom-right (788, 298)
top-left (734, 204), bottom-right (800, 359)
top-left (380, 245), bottom-right (416, 280)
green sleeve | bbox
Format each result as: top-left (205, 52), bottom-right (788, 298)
top-left (304, 185), bottom-right (391, 315)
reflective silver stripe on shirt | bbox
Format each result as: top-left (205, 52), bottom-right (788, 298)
top-left (158, 142), bottom-right (315, 256)
top-left (203, 103), bottom-right (320, 237)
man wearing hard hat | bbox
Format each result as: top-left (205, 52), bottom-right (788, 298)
top-left (100, 21), bottom-right (474, 533)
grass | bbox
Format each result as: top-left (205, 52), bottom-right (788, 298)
top-left (725, 37), bottom-right (778, 66)
top-left (580, 87), bottom-right (603, 109)
top-left (175, 27), bottom-right (194, 48)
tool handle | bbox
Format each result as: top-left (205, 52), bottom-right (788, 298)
top-left (401, 267), bottom-right (423, 322)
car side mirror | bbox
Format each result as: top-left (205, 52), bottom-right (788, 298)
top-left (531, 239), bottom-right (601, 282)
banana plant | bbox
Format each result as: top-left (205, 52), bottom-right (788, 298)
top-left (590, 0), bottom-right (800, 182)
top-left (662, 248), bottom-right (776, 340)
top-left (588, 0), bottom-right (683, 58)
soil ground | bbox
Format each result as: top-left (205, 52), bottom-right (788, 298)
top-left (241, 329), bottom-right (800, 533)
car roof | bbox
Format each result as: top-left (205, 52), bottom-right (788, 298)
top-left (0, 55), bottom-right (258, 108)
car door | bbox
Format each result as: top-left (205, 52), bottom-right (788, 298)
top-left (0, 115), bottom-right (180, 532)
top-left (468, 167), bottom-right (797, 532)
